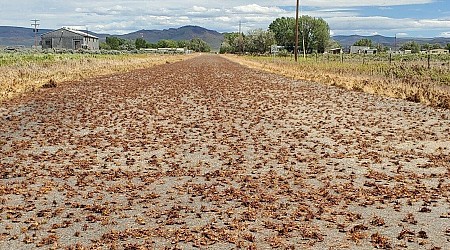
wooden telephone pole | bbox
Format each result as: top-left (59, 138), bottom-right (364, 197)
top-left (31, 19), bottom-right (40, 48)
top-left (294, 0), bottom-right (299, 62)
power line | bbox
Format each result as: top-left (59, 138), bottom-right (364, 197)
top-left (31, 19), bottom-right (40, 48)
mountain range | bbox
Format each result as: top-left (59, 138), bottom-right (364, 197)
top-left (333, 34), bottom-right (450, 49)
top-left (0, 25), bottom-right (224, 50)
top-left (1, 25), bottom-right (449, 51)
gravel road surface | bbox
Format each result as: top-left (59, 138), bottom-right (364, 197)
top-left (1, 55), bottom-right (449, 249)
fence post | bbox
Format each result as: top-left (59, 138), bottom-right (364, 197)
top-left (389, 53), bottom-right (392, 65)
top-left (341, 53), bottom-right (344, 63)
top-left (427, 53), bottom-right (431, 69)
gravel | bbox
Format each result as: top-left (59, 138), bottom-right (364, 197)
top-left (1, 55), bottom-right (449, 249)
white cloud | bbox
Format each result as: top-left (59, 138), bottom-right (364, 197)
top-left (233, 4), bottom-right (285, 14)
top-left (439, 32), bottom-right (450, 37)
top-left (301, 0), bottom-right (433, 7)
top-left (192, 6), bottom-right (208, 12)
top-left (328, 16), bottom-right (450, 30)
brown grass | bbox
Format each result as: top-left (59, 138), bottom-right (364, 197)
top-left (0, 53), bottom-right (195, 102)
top-left (224, 55), bottom-right (450, 109)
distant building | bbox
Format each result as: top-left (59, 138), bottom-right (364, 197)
top-left (350, 46), bottom-right (377, 54)
top-left (350, 46), bottom-right (369, 54)
top-left (41, 28), bottom-right (99, 50)
top-left (328, 48), bottom-right (343, 54)
top-left (429, 49), bottom-right (449, 55)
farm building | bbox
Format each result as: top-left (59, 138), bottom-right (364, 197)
top-left (350, 46), bottom-right (377, 54)
top-left (41, 28), bottom-right (99, 50)
top-left (328, 48), bottom-right (343, 54)
top-left (429, 49), bottom-right (449, 54)
top-left (350, 46), bottom-right (369, 54)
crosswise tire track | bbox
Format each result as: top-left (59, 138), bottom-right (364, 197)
top-left (1, 55), bottom-right (449, 249)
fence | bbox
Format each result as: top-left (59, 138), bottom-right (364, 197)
top-left (300, 53), bottom-right (450, 70)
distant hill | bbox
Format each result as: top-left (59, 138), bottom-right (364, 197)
top-left (118, 26), bottom-right (224, 50)
top-left (333, 34), bottom-right (450, 49)
top-left (0, 25), bottom-right (224, 50)
top-left (0, 26), bottom-right (52, 47)
top-left (2, 25), bottom-right (448, 51)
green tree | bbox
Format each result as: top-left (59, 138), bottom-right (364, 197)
top-left (157, 40), bottom-right (178, 48)
top-left (269, 16), bottom-right (330, 53)
top-left (447, 43), bottom-right (450, 51)
top-left (99, 42), bottom-right (111, 50)
top-left (327, 39), bottom-right (341, 50)
top-left (431, 43), bottom-right (442, 49)
top-left (177, 40), bottom-right (189, 48)
top-left (400, 41), bottom-right (420, 53)
top-left (188, 38), bottom-right (211, 52)
top-left (135, 38), bottom-right (148, 49)
top-left (268, 17), bottom-right (295, 49)
top-left (105, 37), bottom-right (126, 50)
top-left (421, 43), bottom-right (431, 51)
top-left (220, 32), bottom-right (241, 53)
top-left (120, 40), bottom-right (135, 50)
top-left (244, 29), bottom-right (276, 54)
top-left (354, 38), bottom-right (373, 47)
top-left (375, 43), bottom-right (387, 53)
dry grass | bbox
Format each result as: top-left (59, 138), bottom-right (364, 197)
top-left (224, 54), bottom-right (450, 109)
top-left (0, 53), bottom-right (195, 102)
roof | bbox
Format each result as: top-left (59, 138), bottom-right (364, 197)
top-left (41, 27), bottom-right (98, 39)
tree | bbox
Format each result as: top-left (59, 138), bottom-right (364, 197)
top-left (105, 37), bottom-right (126, 50)
top-left (269, 16), bottom-right (330, 53)
top-left (421, 43), bottom-right (431, 51)
top-left (375, 43), bottom-right (387, 53)
top-left (268, 17), bottom-right (295, 49)
top-left (354, 39), bottom-right (373, 47)
top-left (157, 40), bottom-right (178, 48)
top-left (99, 42), bottom-right (111, 50)
top-left (327, 39), bottom-right (341, 50)
top-left (220, 32), bottom-right (241, 54)
top-left (400, 41), bottom-right (420, 53)
top-left (135, 38), bottom-right (148, 50)
top-left (447, 43), bottom-right (450, 51)
top-left (302, 16), bottom-right (330, 53)
top-left (177, 40), bottom-right (189, 48)
top-left (431, 43), bottom-right (442, 49)
top-left (188, 38), bottom-right (211, 52)
top-left (244, 29), bottom-right (276, 54)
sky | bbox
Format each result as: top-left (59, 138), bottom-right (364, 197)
top-left (1, 0), bottom-right (449, 37)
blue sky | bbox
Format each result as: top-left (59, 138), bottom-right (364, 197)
top-left (0, 0), bottom-right (449, 37)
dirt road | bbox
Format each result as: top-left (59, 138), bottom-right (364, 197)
top-left (1, 55), bottom-right (449, 249)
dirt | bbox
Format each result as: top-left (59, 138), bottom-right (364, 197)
top-left (1, 55), bottom-right (449, 249)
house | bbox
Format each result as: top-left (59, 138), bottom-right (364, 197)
top-left (350, 46), bottom-right (369, 54)
top-left (365, 49), bottom-right (377, 54)
top-left (328, 48), bottom-right (343, 54)
top-left (429, 49), bottom-right (449, 55)
top-left (41, 28), bottom-right (99, 50)
top-left (349, 46), bottom-right (377, 54)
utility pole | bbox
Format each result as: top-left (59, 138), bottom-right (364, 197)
top-left (301, 2), bottom-right (306, 58)
top-left (394, 33), bottom-right (397, 52)
top-left (295, 0), bottom-right (299, 62)
top-left (31, 19), bottom-right (40, 48)
top-left (239, 20), bottom-right (243, 54)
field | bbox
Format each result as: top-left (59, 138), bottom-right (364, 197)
top-left (0, 51), bottom-right (192, 102)
top-left (224, 53), bottom-right (450, 109)
top-left (1, 55), bottom-right (449, 249)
